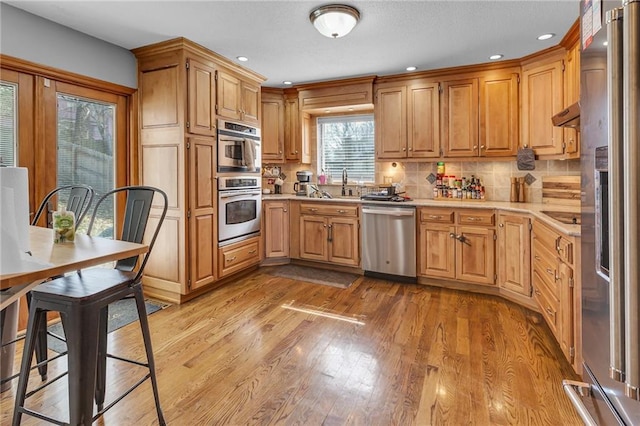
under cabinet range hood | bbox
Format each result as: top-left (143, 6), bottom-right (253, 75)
top-left (552, 101), bottom-right (581, 128)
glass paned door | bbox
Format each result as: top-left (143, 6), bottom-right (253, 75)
top-left (57, 94), bottom-right (116, 235)
top-left (0, 82), bottom-right (18, 166)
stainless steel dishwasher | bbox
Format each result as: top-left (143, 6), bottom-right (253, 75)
top-left (361, 204), bottom-right (416, 282)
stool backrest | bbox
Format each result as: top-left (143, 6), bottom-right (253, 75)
top-left (87, 185), bottom-right (168, 278)
top-left (31, 184), bottom-right (95, 229)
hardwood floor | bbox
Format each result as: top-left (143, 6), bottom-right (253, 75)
top-left (1, 269), bottom-right (582, 425)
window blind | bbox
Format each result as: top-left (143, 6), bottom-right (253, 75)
top-left (0, 82), bottom-right (17, 166)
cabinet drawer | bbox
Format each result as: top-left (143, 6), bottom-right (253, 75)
top-left (532, 239), bottom-right (559, 297)
top-left (300, 203), bottom-right (358, 217)
top-left (557, 237), bottom-right (573, 265)
top-left (419, 208), bottom-right (455, 223)
top-left (457, 209), bottom-right (495, 226)
top-left (218, 237), bottom-right (260, 278)
top-left (532, 271), bottom-right (560, 338)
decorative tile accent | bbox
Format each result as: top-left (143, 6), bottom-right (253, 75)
top-left (524, 173), bottom-right (537, 186)
top-left (426, 173), bottom-right (437, 184)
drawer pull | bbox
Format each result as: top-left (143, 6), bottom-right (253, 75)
top-left (534, 289), bottom-right (541, 296)
top-left (429, 215), bottom-right (442, 219)
top-left (535, 255), bottom-right (541, 261)
top-left (227, 256), bottom-right (237, 263)
top-left (465, 217), bottom-right (482, 222)
top-left (248, 249), bottom-right (257, 255)
top-left (310, 208), bottom-right (318, 212)
top-left (337, 209), bottom-right (346, 214)
top-left (545, 307), bottom-right (555, 317)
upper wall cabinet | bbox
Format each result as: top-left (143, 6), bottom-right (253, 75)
top-left (216, 68), bottom-right (261, 125)
top-left (298, 76), bottom-right (374, 113)
top-left (375, 79), bottom-right (440, 159)
top-left (563, 41), bottom-right (580, 158)
top-left (261, 88), bottom-right (285, 162)
top-left (187, 58), bottom-right (217, 137)
top-left (441, 77), bottom-right (479, 157)
top-left (284, 89), bottom-right (311, 164)
top-left (479, 71), bottom-right (520, 157)
top-left (521, 50), bottom-right (566, 157)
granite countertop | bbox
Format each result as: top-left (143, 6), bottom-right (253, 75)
top-left (262, 194), bottom-right (581, 237)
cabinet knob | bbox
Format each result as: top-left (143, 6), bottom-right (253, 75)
top-left (408, 147), bottom-right (413, 151)
top-left (295, 150), bottom-right (299, 154)
top-left (337, 209), bottom-right (346, 214)
top-left (499, 223), bottom-right (504, 227)
top-left (283, 209), bottom-right (287, 212)
top-left (480, 145), bottom-right (485, 150)
top-left (473, 145), bottom-right (478, 150)
top-left (402, 147), bottom-right (406, 151)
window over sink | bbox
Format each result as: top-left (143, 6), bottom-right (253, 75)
top-left (317, 114), bottom-right (375, 183)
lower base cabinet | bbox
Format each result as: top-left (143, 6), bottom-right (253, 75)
top-left (497, 213), bottom-right (532, 296)
top-left (263, 200), bottom-right (290, 259)
top-left (218, 236), bottom-right (261, 279)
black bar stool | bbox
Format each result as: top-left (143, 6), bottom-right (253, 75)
top-left (12, 186), bottom-right (167, 426)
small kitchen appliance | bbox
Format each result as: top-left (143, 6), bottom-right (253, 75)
top-left (294, 170), bottom-right (313, 196)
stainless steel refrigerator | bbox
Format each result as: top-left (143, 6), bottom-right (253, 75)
top-left (562, 0), bottom-right (640, 424)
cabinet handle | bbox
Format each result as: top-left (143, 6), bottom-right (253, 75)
top-left (227, 256), bottom-right (237, 263)
top-left (545, 307), bottom-right (555, 317)
top-left (248, 249), bottom-right (257, 254)
top-left (465, 217), bottom-right (481, 222)
top-left (310, 208), bottom-right (318, 212)
top-left (429, 215), bottom-right (442, 219)
top-left (328, 224), bottom-right (333, 242)
top-left (535, 255), bottom-right (541, 261)
top-left (337, 209), bottom-right (346, 214)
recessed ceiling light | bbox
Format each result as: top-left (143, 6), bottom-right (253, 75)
top-left (406, 66), bottom-right (417, 71)
top-left (603, 41), bottom-right (609, 46)
top-left (489, 54), bottom-right (504, 60)
top-left (283, 81), bottom-right (293, 85)
top-left (537, 33), bottom-right (555, 41)
top-left (237, 56), bottom-right (248, 62)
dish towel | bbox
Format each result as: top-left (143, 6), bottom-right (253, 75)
top-left (243, 139), bottom-right (256, 172)
top-left (517, 147), bottom-right (536, 170)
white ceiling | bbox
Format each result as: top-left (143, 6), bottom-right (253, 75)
top-left (5, 0), bottom-right (580, 88)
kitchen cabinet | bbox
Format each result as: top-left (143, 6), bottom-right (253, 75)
top-left (218, 235), bottom-right (260, 278)
top-left (261, 89), bottom-right (285, 162)
top-left (521, 51), bottom-right (566, 157)
top-left (132, 38), bottom-right (264, 303)
top-left (216, 68), bottom-right (260, 125)
top-left (441, 78), bottom-right (479, 157)
top-left (479, 71), bottom-right (520, 157)
top-left (263, 200), bottom-right (289, 259)
top-left (563, 41), bottom-right (580, 159)
top-left (418, 208), bottom-right (496, 285)
top-left (298, 203), bottom-right (359, 267)
top-left (375, 80), bottom-right (440, 159)
top-left (532, 219), bottom-right (579, 369)
top-left (497, 212), bottom-right (531, 296)
top-left (284, 90), bottom-right (311, 164)
top-left (298, 76), bottom-right (374, 112)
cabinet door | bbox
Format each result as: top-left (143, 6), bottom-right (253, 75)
top-left (564, 43), bottom-right (580, 158)
top-left (375, 86), bottom-right (407, 159)
top-left (328, 217), bottom-right (359, 267)
top-left (301, 112), bottom-right (311, 164)
top-left (261, 97), bottom-right (285, 161)
top-left (408, 82), bottom-right (440, 158)
top-left (442, 78), bottom-right (479, 157)
top-left (241, 81), bottom-right (260, 125)
top-left (479, 73), bottom-right (519, 157)
top-left (216, 70), bottom-right (242, 121)
top-left (456, 226), bottom-right (495, 285)
top-left (558, 261), bottom-right (574, 364)
top-left (264, 201), bottom-right (289, 258)
top-left (497, 213), bottom-right (531, 295)
top-left (188, 136), bottom-right (217, 290)
top-left (418, 223), bottom-right (456, 279)
top-left (285, 96), bottom-right (301, 161)
top-left (187, 58), bottom-right (216, 137)
top-left (299, 215), bottom-right (327, 261)
top-left (522, 60), bottom-right (564, 155)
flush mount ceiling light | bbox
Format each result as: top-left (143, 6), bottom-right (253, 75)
top-left (310, 4), bottom-right (360, 38)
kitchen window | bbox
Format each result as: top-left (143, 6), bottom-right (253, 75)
top-left (317, 114), bottom-right (375, 183)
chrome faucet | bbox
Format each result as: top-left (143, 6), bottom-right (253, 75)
top-left (341, 168), bottom-right (348, 196)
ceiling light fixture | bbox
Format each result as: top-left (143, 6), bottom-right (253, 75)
top-left (489, 54), bottom-right (503, 60)
top-left (406, 66), bottom-right (417, 71)
top-left (309, 4), bottom-right (360, 38)
top-left (283, 81), bottom-right (293, 85)
top-left (537, 33), bottom-right (555, 41)
top-left (236, 56), bottom-right (248, 62)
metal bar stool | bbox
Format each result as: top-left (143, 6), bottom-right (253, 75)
top-left (12, 186), bottom-right (167, 426)
top-left (0, 184), bottom-right (94, 387)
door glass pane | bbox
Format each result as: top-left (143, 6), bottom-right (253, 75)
top-left (57, 94), bottom-right (115, 236)
top-left (0, 82), bottom-right (18, 166)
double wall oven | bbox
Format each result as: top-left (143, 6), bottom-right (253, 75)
top-left (216, 120), bottom-right (262, 246)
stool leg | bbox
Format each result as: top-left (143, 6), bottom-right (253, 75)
top-left (94, 306), bottom-right (108, 411)
top-left (132, 285), bottom-right (166, 426)
top-left (62, 306), bottom-right (101, 426)
top-left (12, 304), bottom-right (46, 426)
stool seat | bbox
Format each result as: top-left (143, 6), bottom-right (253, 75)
top-left (32, 269), bottom-right (135, 302)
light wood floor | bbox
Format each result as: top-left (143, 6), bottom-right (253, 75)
top-left (1, 269), bottom-right (582, 425)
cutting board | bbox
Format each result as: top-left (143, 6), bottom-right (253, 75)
top-left (542, 176), bottom-right (581, 206)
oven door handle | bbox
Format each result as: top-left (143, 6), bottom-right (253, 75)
top-left (219, 192), bottom-right (260, 199)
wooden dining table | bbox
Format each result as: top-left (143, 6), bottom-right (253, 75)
top-left (0, 226), bottom-right (148, 391)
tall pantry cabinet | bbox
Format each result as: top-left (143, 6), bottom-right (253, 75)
top-left (132, 38), bottom-right (264, 304)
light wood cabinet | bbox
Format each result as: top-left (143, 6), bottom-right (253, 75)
top-left (521, 53), bottom-right (565, 156)
top-left (132, 38), bottom-right (264, 303)
top-left (216, 69), bottom-right (260, 125)
top-left (218, 236), bottom-right (260, 278)
top-left (298, 203), bottom-right (359, 267)
top-left (418, 208), bottom-right (495, 285)
top-left (497, 212), bottom-right (531, 296)
top-left (263, 200), bottom-right (289, 258)
top-left (441, 78), bottom-right (479, 157)
top-left (298, 77), bottom-right (374, 112)
top-left (375, 81), bottom-right (440, 159)
top-left (532, 219), bottom-right (578, 368)
top-left (261, 89), bottom-right (285, 162)
top-left (283, 91), bottom-right (311, 164)
top-left (479, 72), bottom-right (520, 157)
top-left (563, 41), bottom-right (580, 159)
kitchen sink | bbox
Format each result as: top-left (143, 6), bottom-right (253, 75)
top-left (540, 210), bottom-right (581, 225)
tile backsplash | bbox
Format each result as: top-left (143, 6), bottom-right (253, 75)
top-left (263, 159), bottom-right (580, 203)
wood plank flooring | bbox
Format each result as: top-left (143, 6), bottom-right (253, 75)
top-left (0, 270), bottom-right (582, 425)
